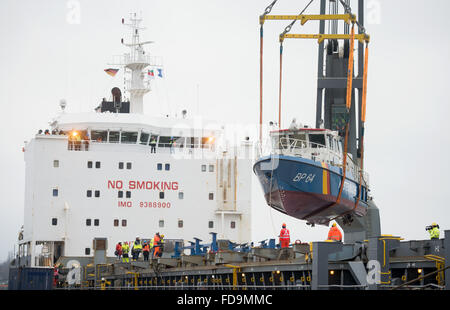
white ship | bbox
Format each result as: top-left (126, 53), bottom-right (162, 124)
top-left (16, 14), bottom-right (253, 268)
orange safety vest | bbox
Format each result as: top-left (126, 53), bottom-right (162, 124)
top-left (143, 244), bottom-right (150, 252)
top-left (328, 227), bottom-right (342, 241)
top-left (279, 228), bottom-right (290, 240)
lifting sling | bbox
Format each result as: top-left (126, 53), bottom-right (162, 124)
top-left (330, 39), bottom-right (369, 222)
top-left (303, 23), bottom-right (355, 221)
top-left (278, 42), bottom-right (283, 128)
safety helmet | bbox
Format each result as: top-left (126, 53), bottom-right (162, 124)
top-left (282, 223), bottom-right (286, 228)
top-left (161, 234), bottom-right (165, 238)
top-left (332, 223), bottom-right (336, 227)
top-left (432, 222), bottom-right (437, 227)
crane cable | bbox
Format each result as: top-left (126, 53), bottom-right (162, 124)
top-left (278, 0), bottom-right (315, 129)
top-left (260, 0), bottom-right (278, 144)
top-left (278, 42), bottom-right (283, 129)
top-left (260, 1), bottom-right (279, 236)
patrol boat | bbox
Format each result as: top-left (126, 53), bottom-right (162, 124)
top-left (15, 14), bottom-right (253, 268)
top-left (253, 125), bottom-right (369, 226)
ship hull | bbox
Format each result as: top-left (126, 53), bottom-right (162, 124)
top-left (253, 155), bottom-right (368, 225)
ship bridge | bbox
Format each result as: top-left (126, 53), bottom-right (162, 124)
top-left (46, 112), bottom-right (223, 155)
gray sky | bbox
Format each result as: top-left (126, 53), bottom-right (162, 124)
top-left (1, 0), bottom-right (449, 261)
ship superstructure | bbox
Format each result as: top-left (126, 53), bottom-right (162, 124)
top-left (16, 14), bottom-right (253, 268)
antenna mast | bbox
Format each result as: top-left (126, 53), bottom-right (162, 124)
top-left (110, 13), bottom-right (161, 114)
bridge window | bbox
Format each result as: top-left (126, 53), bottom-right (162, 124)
top-left (108, 131), bottom-right (120, 143)
top-left (52, 188), bottom-right (58, 197)
top-left (188, 137), bottom-right (200, 148)
top-left (121, 131), bottom-right (138, 144)
top-left (175, 137), bottom-right (185, 148)
top-left (139, 132), bottom-right (150, 145)
top-left (178, 220), bottom-right (183, 228)
top-left (91, 130), bottom-right (107, 142)
top-left (52, 218), bottom-right (58, 226)
top-left (158, 136), bottom-right (172, 148)
top-left (53, 160), bottom-right (59, 168)
top-left (201, 137), bottom-right (215, 148)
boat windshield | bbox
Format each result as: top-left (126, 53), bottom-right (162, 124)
top-left (309, 134), bottom-right (325, 148)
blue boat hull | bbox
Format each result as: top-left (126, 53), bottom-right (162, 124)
top-left (253, 155), bottom-right (369, 225)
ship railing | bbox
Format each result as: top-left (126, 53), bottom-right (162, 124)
top-left (67, 139), bottom-right (90, 151)
top-left (89, 140), bottom-right (216, 154)
top-left (111, 54), bottom-right (163, 67)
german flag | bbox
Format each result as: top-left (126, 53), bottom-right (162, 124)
top-left (104, 68), bottom-right (119, 77)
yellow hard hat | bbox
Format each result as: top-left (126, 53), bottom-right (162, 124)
top-left (432, 222), bottom-right (437, 226)
top-left (332, 223), bottom-right (336, 227)
top-left (161, 234), bottom-right (164, 238)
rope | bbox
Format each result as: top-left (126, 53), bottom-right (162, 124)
top-left (260, 24), bottom-right (264, 143)
top-left (278, 42), bottom-right (283, 129)
top-left (259, 0), bottom-right (278, 144)
top-left (353, 42), bottom-right (369, 211)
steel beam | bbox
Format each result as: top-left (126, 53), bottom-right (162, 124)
top-left (311, 241), bottom-right (343, 290)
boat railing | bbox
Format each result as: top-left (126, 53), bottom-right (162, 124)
top-left (276, 137), bottom-right (369, 186)
top-left (277, 137), bottom-right (342, 159)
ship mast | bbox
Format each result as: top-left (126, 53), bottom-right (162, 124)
top-left (111, 13), bottom-right (156, 114)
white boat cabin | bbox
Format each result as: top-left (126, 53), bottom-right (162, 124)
top-left (270, 127), bottom-right (367, 185)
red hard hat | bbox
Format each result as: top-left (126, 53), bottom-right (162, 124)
top-left (282, 223), bottom-right (286, 228)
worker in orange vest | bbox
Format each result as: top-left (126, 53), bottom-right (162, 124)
top-left (327, 222), bottom-right (343, 242)
top-left (142, 241), bottom-right (150, 261)
top-left (153, 233), bottom-right (161, 258)
top-left (279, 223), bottom-right (290, 248)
